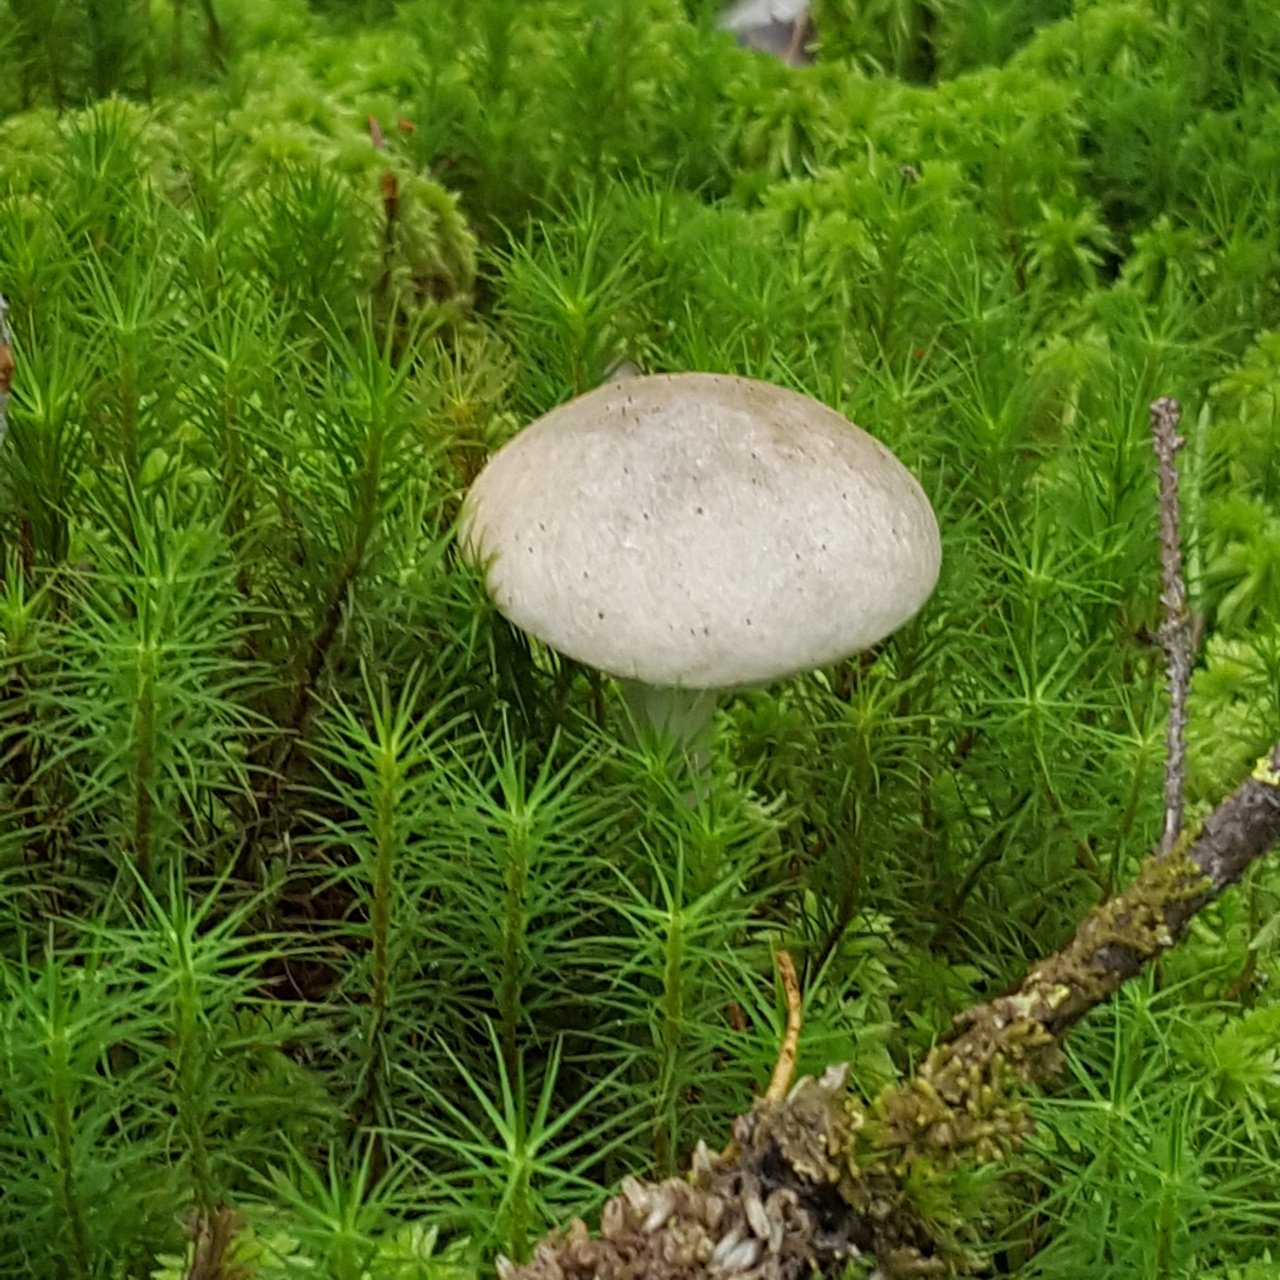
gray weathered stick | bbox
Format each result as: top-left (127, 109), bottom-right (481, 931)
top-left (0, 295), bottom-right (12, 450)
top-left (1150, 396), bottom-right (1198, 856)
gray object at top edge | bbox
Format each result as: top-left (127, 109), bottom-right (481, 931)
top-left (461, 372), bottom-right (941, 690)
top-left (717, 0), bottom-right (812, 65)
top-left (718, 0), bottom-right (809, 28)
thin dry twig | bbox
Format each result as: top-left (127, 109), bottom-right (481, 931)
top-left (1150, 395), bottom-right (1200, 855)
top-left (764, 949), bottom-right (803, 1104)
top-left (0, 294), bottom-right (13, 450)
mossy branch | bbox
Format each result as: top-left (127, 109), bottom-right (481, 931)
top-left (508, 744), bottom-right (1280, 1280)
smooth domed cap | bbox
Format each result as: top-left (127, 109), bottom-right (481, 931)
top-left (461, 372), bottom-right (941, 689)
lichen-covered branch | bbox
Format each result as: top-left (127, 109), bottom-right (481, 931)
top-left (509, 746), bottom-right (1280, 1280)
top-left (865, 744), bottom-right (1280, 1159)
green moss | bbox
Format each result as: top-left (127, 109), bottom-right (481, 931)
top-left (2, 2), bottom-right (1280, 1276)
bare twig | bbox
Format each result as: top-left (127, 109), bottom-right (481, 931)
top-left (509, 748), bottom-right (1280, 1280)
top-left (764, 949), bottom-right (802, 1104)
top-left (1150, 396), bottom-right (1199, 855)
top-left (0, 294), bottom-right (13, 450)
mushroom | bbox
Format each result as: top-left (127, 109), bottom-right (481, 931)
top-left (717, 0), bottom-right (814, 67)
top-left (460, 372), bottom-right (940, 757)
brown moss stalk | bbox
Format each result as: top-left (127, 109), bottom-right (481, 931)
top-left (764, 950), bottom-right (803, 1104)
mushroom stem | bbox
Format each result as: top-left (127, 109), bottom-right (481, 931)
top-left (619, 681), bottom-right (718, 773)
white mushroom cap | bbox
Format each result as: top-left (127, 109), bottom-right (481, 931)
top-left (461, 373), bottom-right (941, 690)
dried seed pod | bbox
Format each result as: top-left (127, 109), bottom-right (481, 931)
top-left (644, 1184), bottom-right (678, 1233)
top-left (703, 1193), bottom-right (726, 1232)
top-left (720, 1236), bottom-right (764, 1274)
top-left (744, 1188), bottom-right (771, 1241)
top-left (601, 1196), bottom-right (626, 1236)
top-left (711, 1226), bottom-right (745, 1268)
top-left (765, 1190), bottom-right (797, 1254)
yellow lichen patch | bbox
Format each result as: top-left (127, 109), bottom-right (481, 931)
top-left (1251, 753), bottom-right (1280, 787)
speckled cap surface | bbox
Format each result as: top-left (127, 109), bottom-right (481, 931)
top-left (461, 372), bottom-right (941, 689)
